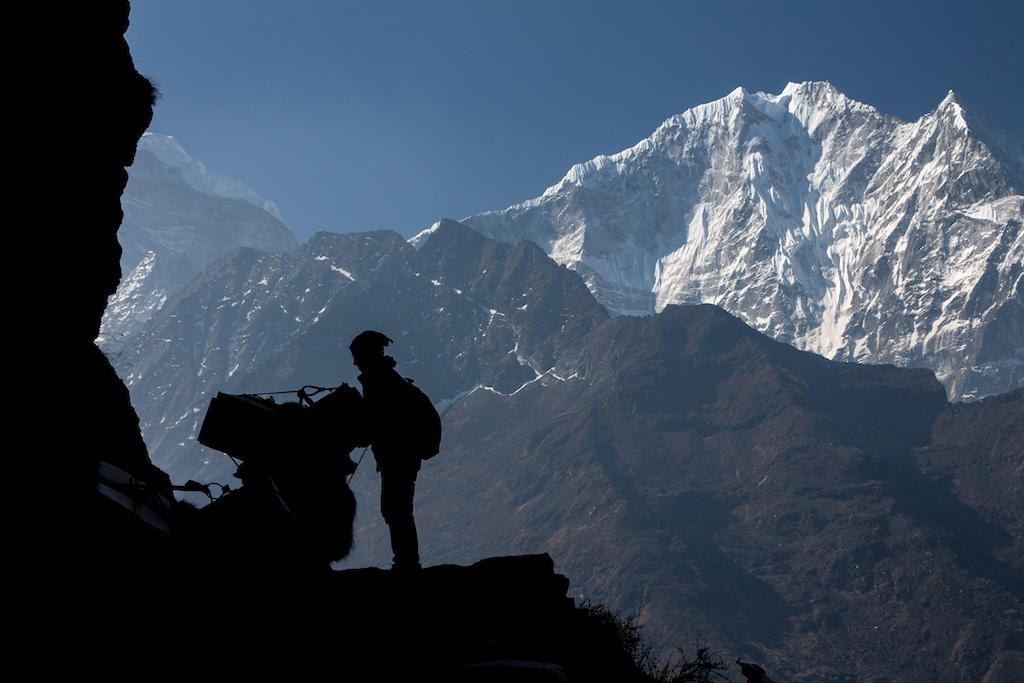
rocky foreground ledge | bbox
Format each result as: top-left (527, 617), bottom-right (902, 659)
top-left (310, 554), bottom-right (642, 681)
top-left (36, 553), bottom-right (653, 681)
top-left (327, 554), bottom-right (584, 680)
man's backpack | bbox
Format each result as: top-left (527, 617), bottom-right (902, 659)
top-left (399, 377), bottom-right (442, 460)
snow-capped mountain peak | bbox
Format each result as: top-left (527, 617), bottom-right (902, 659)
top-left (140, 132), bottom-right (284, 220)
top-left (100, 135), bottom-right (297, 342)
top-left (464, 81), bottom-right (1023, 400)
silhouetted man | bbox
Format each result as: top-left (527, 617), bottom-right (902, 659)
top-left (350, 330), bottom-right (439, 571)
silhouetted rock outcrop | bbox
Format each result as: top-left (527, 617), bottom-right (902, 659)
top-left (32, 2), bottom-right (170, 596)
top-left (322, 554), bottom-right (642, 680)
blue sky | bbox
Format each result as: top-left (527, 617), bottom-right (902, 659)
top-left (128, 0), bottom-right (1023, 242)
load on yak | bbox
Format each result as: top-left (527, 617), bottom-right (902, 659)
top-left (171, 384), bottom-right (370, 573)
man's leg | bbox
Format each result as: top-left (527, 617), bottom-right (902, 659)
top-left (380, 469), bottom-right (420, 570)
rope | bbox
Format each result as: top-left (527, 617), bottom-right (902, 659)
top-left (110, 478), bottom-right (233, 503)
top-left (171, 479), bottom-right (233, 502)
top-left (346, 447), bottom-right (369, 486)
top-left (244, 384), bottom-right (341, 400)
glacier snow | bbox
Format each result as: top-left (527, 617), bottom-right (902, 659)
top-left (463, 81), bottom-right (1024, 400)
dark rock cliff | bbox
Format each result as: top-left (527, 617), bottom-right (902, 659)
top-left (37, 2), bottom-right (170, 590)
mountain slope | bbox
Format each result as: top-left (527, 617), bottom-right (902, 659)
top-left (418, 304), bottom-right (1023, 682)
top-left (100, 134), bottom-right (297, 343)
top-left (120, 220), bottom-right (1023, 681)
top-left (119, 219), bottom-right (606, 482)
top-left (464, 82), bottom-right (1024, 400)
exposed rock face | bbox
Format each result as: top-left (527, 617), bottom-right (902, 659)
top-left (118, 219), bottom-right (606, 482)
top-left (464, 82), bottom-right (1024, 400)
top-left (100, 133), bottom-right (296, 343)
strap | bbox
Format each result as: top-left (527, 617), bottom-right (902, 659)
top-left (347, 447), bottom-right (369, 486)
top-left (95, 461), bottom-right (174, 534)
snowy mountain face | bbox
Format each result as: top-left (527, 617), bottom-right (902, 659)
top-left (464, 82), bottom-right (1024, 400)
top-left (99, 134), bottom-right (297, 344)
top-left (138, 132), bottom-right (284, 220)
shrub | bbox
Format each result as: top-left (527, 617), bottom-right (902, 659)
top-left (576, 600), bottom-right (729, 683)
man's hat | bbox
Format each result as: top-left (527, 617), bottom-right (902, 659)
top-left (349, 330), bottom-right (393, 355)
